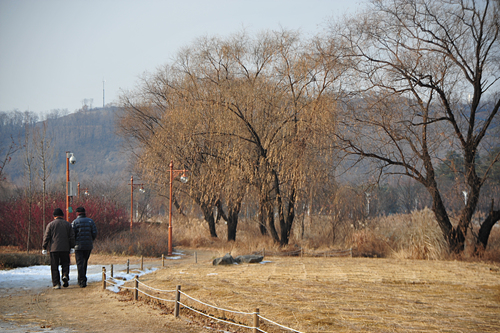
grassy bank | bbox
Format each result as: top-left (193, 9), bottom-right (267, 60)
top-left (0, 252), bottom-right (49, 269)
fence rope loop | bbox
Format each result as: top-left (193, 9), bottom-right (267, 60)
top-left (101, 259), bottom-right (303, 333)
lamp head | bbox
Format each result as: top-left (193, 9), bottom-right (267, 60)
top-left (69, 153), bottom-right (76, 164)
top-left (180, 174), bottom-right (188, 184)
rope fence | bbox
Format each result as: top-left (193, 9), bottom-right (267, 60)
top-left (99, 251), bottom-right (352, 332)
top-left (101, 267), bottom-right (305, 333)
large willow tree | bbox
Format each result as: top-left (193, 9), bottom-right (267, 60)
top-left (117, 29), bottom-right (343, 243)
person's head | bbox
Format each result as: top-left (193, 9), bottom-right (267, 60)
top-left (76, 206), bottom-right (86, 215)
top-left (53, 208), bottom-right (64, 218)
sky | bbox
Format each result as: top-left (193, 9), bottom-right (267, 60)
top-left (0, 0), bottom-right (364, 115)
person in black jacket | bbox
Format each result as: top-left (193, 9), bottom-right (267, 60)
top-left (72, 206), bottom-right (97, 288)
top-left (42, 208), bottom-right (75, 289)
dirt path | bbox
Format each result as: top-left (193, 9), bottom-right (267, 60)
top-left (1, 283), bottom-right (211, 332)
top-left (0, 250), bottom-right (217, 333)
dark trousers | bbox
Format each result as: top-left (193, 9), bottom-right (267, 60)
top-left (75, 250), bottom-right (92, 286)
top-left (50, 251), bottom-right (70, 286)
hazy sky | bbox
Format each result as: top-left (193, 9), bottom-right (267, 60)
top-left (0, 0), bottom-right (363, 114)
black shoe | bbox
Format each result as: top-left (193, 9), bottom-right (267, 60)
top-left (62, 276), bottom-right (69, 288)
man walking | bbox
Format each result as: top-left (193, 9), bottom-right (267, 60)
top-left (72, 206), bottom-right (97, 288)
top-left (42, 208), bottom-right (75, 289)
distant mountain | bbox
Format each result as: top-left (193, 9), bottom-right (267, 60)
top-left (1, 107), bottom-right (131, 186)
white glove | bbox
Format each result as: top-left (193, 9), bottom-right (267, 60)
top-left (42, 250), bottom-right (47, 255)
top-left (70, 248), bottom-right (75, 254)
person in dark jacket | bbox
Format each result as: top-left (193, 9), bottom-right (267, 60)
top-left (72, 206), bottom-right (97, 288)
top-left (42, 208), bottom-right (75, 289)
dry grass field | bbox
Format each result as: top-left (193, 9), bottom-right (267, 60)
top-left (3, 207), bottom-right (500, 332)
top-left (128, 252), bottom-right (500, 333)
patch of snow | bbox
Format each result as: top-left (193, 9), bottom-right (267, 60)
top-left (0, 264), bottom-right (159, 291)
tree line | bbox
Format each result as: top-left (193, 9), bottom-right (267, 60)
top-left (0, 108), bottom-right (131, 251)
top-left (116, 0), bottom-right (500, 254)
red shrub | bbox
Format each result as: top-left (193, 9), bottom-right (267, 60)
top-left (0, 193), bottom-right (128, 250)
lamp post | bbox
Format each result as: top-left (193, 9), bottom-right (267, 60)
top-left (129, 176), bottom-right (145, 232)
top-left (77, 183), bottom-right (89, 198)
top-left (65, 152), bottom-right (76, 222)
top-left (168, 161), bottom-right (188, 256)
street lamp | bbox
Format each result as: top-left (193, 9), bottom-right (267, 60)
top-left (66, 152), bottom-right (76, 222)
top-left (168, 161), bottom-right (188, 256)
top-left (129, 176), bottom-right (145, 232)
top-left (77, 183), bottom-right (90, 197)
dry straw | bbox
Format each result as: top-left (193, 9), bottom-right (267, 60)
top-left (131, 252), bottom-right (500, 333)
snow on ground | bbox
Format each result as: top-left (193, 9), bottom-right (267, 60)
top-left (0, 252), bottom-right (183, 292)
top-left (0, 264), bottom-right (157, 290)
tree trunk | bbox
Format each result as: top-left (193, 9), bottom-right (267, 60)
top-left (475, 199), bottom-right (500, 254)
top-left (267, 202), bottom-right (279, 243)
top-left (257, 197), bottom-right (268, 236)
top-left (173, 198), bottom-right (186, 216)
top-left (216, 199), bottom-right (228, 223)
top-left (226, 201), bottom-right (242, 242)
top-left (279, 187), bottom-right (296, 246)
top-left (426, 182), bottom-right (461, 252)
top-left (200, 202), bottom-right (218, 238)
top-left (227, 212), bottom-right (238, 242)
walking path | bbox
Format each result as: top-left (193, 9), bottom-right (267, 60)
top-left (0, 250), bottom-right (211, 333)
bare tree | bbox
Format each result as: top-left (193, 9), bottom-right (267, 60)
top-left (22, 113), bottom-right (38, 253)
top-left (0, 135), bottom-right (18, 184)
top-left (117, 29), bottom-right (344, 244)
top-left (331, 0), bottom-right (500, 253)
top-left (34, 121), bottom-right (55, 237)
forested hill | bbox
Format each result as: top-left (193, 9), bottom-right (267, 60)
top-left (1, 107), bottom-right (130, 186)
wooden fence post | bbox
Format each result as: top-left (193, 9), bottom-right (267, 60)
top-left (141, 256), bottom-right (144, 270)
top-left (253, 308), bottom-right (259, 333)
top-left (110, 264), bottom-right (113, 278)
top-left (174, 285), bottom-right (181, 317)
top-left (102, 267), bottom-right (106, 290)
top-left (134, 275), bottom-right (139, 301)
top-left (126, 259), bottom-right (130, 274)
top-left (162, 254), bottom-right (165, 267)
